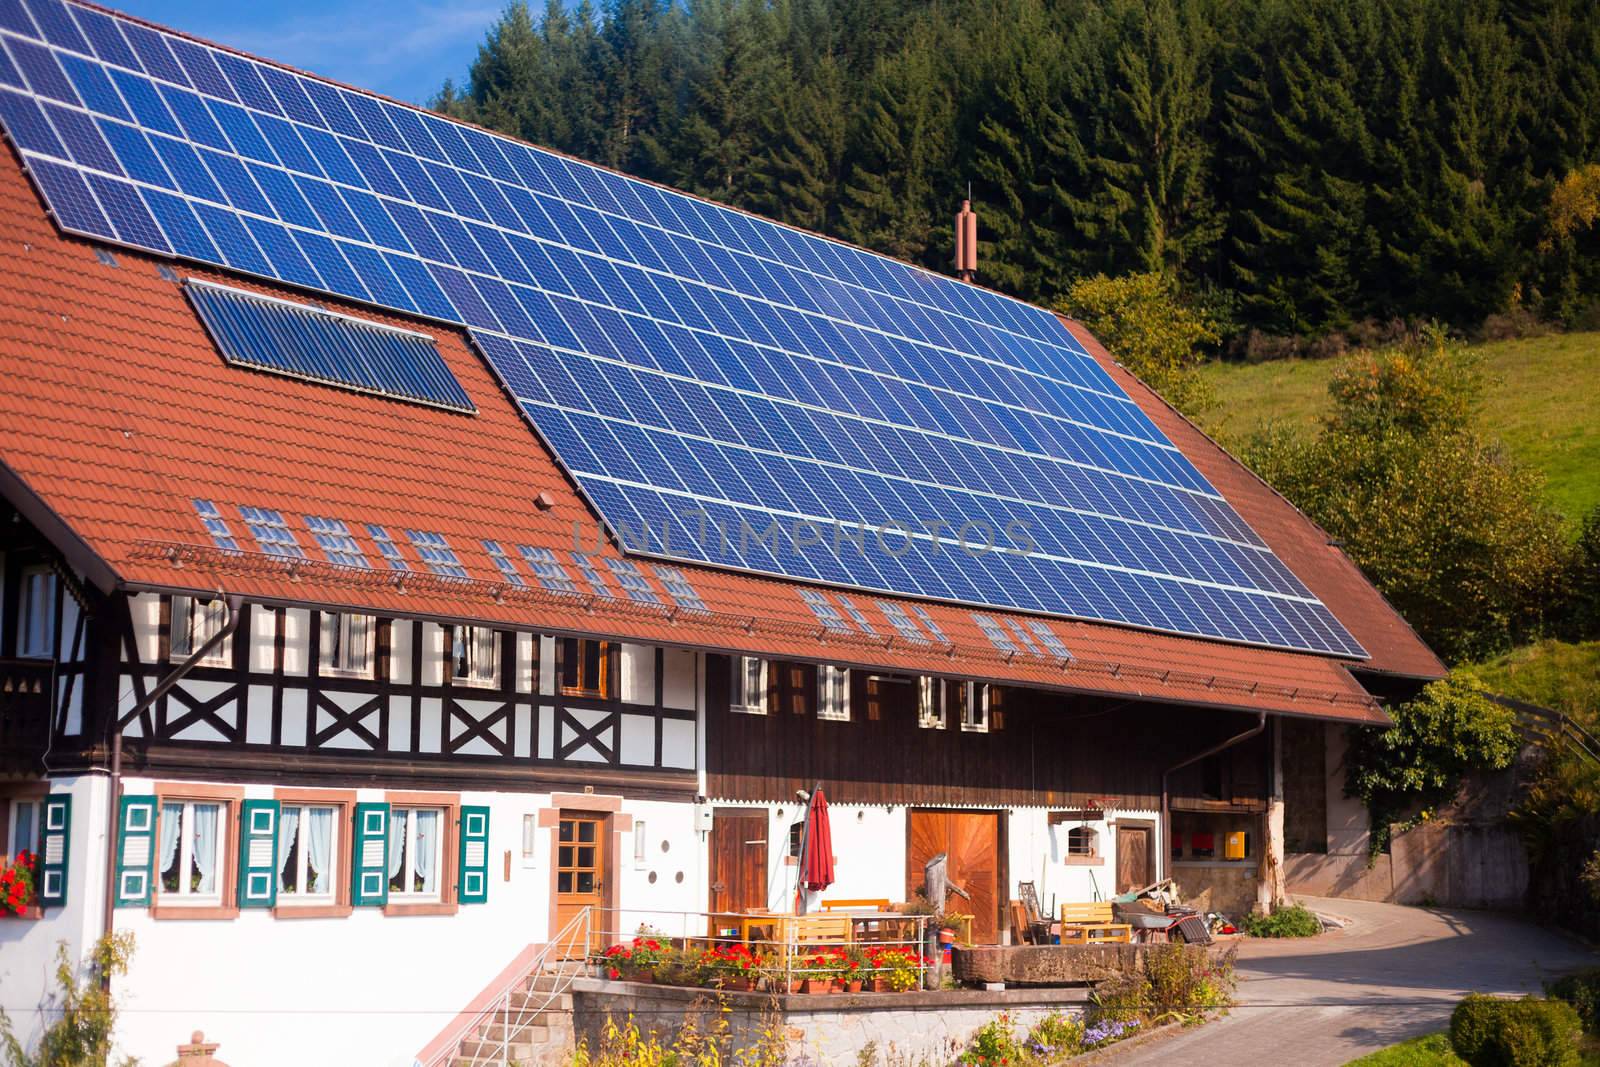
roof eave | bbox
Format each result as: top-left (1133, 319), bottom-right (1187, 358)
top-left (0, 459), bottom-right (121, 594)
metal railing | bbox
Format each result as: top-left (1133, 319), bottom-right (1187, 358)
top-left (419, 906), bottom-right (593, 1067)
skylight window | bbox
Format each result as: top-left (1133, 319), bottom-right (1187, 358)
top-left (483, 540), bottom-right (524, 586)
top-left (305, 515), bottom-right (367, 568)
top-left (1006, 619), bottom-right (1044, 657)
top-left (192, 498), bottom-right (239, 551)
top-left (405, 530), bottom-right (469, 578)
top-left (798, 588), bottom-right (850, 632)
top-left (911, 605), bottom-right (950, 644)
top-left (652, 566), bottom-right (707, 612)
top-left (605, 558), bottom-right (661, 604)
top-left (570, 553), bottom-right (612, 597)
top-left (973, 614), bottom-right (1019, 654)
top-left (239, 506), bottom-right (304, 557)
top-left (1027, 620), bottom-right (1073, 660)
top-left (184, 279), bottom-right (474, 413)
top-left (877, 601), bottom-right (929, 644)
top-left (519, 546), bottom-right (580, 595)
top-left (366, 524), bottom-right (409, 570)
top-left (836, 594), bottom-right (875, 634)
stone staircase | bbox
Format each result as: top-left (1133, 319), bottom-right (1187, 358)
top-left (444, 964), bottom-right (582, 1067)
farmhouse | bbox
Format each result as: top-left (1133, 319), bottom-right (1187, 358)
top-left (0, 3), bottom-right (1443, 1064)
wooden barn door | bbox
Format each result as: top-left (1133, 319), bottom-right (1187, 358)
top-left (906, 810), bottom-right (1003, 943)
top-left (708, 808), bottom-right (769, 925)
top-left (1115, 824), bottom-right (1152, 893)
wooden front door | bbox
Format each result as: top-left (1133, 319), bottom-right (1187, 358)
top-left (906, 810), bottom-right (1002, 943)
top-left (708, 808), bottom-right (768, 933)
top-left (555, 813), bottom-right (608, 952)
top-left (1116, 825), bottom-right (1152, 893)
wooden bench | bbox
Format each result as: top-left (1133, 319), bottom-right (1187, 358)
top-left (820, 898), bottom-right (892, 912)
top-left (1058, 901), bottom-right (1132, 944)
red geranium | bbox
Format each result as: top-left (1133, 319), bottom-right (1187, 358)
top-left (0, 852), bottom-right (37, 917)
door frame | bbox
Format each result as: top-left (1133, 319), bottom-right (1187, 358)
top-left (547, 807), bottom-right (619, 946)
top-left (1111, 818), bottom-right (1157, 894)
top-left (903, 807), bottom-right (1009, 944)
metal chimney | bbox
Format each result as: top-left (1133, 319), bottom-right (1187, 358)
top-left (954, 198), bottom-right (977, 282)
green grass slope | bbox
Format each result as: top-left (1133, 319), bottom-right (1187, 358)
top-left (1462, 639), bottom-right (1600, 720)
top-left (1200, 332), bottom-right (1600, 524)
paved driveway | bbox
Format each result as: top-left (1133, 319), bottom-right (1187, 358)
top-left (1107, 896), bottom-right (1597, 1066)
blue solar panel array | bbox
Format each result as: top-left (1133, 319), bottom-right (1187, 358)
top-left (184, 278), bottom-right (472, 410)
top-left (0, 0), bottom-right (1365, 657)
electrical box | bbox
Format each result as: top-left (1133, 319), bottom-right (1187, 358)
top-left (693, 800), bottom-right (715, 834)
top-left (1225, 832), bottom-right (1247, 861)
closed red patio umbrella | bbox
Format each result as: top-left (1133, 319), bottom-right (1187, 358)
top-left (800, 788), bottom-right (835, 894)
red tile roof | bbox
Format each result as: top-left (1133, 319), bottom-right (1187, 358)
top-left (0, 147), bottom-right (1437, 725)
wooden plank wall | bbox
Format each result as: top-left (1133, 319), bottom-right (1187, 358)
top-left (706, 656), bottom-right (1272, 809)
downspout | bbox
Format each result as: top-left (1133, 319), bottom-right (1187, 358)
top-left (1159, 711), bottom-right (1267, 883)
top-left (101, 594), bottom-right (242, 978)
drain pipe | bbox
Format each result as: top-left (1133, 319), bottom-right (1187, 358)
top-left (101, 594), bottom-right (242, 974)
top-left (1159, 711), bottom-right (1267, 883)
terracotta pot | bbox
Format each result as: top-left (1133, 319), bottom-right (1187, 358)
top-left (868, 978), bottom-right (891, 993)
top-left (722, 977), bottom-right (754, 992)
top-left (630, 972), bottom-right (654, 984)
top-left (846, 980), bottom-right (863, 993)
top-left (803, 979), bottom-right (832, 995)
top-left (788, 979), bottom-right (805, 994)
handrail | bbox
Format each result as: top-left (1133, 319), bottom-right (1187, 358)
top-left (419, 906), bottom-right (592, 1067)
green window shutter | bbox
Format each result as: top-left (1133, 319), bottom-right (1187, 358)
top-left (457, 805), bottom-right (490, 904)
top-left (236, 799), bottom-right (280, 908)
top-left (38, 794), bottom-right (70, 907)
top-left (350, 802), bottom-right (389, 907)
top-left (114, 795), bottom-right (156, 907)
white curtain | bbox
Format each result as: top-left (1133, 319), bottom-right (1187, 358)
top-left (277, 807), bottom-right (301, 892)
top-left (388, 809), bottom-right (407, 888)
top-left (192, 803), bottom-right (218, 894)
top-left (159, 802), bottom-right (182, 882)
top-left (305, 807), bottom-right (333, 895)
top-left (414, 810), bottom-right (438, 893)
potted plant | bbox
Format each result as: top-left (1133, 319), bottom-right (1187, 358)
top-left (602, 936), bottom-right (665, 982)
top-left (0, 852), bottom-right (36, 917)
top-left (867, 946), bottom-right (924, 992)
top-left (799, 950), bottom-right (842, 994)
top-left (700, 943), bottom-right (762, 991)
top-left (842, 947), bottom-right (868, 993)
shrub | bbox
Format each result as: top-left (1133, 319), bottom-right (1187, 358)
top-left (1090, 944), bottom-right (1236, 1025)
top-left (958, 1013), bottom-right (1031, 1067)
top-left (1240, 904), bottom-right (1323, 938)
top-left (1025, 1013), bottom-right (1083, 1059)
top-left (1449, 995), bottom-right (1581, 1067)
top-left (0, 934), bottom-right (136, 1067)
top-left (1058, 272), bottom-right (1218, 415)
top-left (1545, 968), bottom-right (1600, 1032)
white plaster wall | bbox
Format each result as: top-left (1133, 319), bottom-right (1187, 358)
top-left (0, 775), bottom-right (111, 1055)
top-left (106, 781), bottom-right (701, 1067)
top-left (609, 799), bottom-right (705, 945)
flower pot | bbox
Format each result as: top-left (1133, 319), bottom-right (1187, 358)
top-left (788, 979), bottom-right (805, 994)
top-left (868, 978), bottom-right (891, 993)
top-left (630, 972), bottom-right (654, 984)
top-left (722, 977), bottom-right (754, 992)
top-left (803, 979), bottom-right (832, 995)
top-left (846, 980), bottom-right (863, 993)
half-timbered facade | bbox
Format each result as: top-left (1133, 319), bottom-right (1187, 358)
top-left (0, 6), bottom-right (1444, 1065)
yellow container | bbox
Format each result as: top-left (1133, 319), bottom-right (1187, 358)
top-left (1225, 832), bottom-right (1247, 860)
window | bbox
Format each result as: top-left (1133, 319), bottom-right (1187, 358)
top-left (519, 546), bottom-right (580, 595)
top-left (158, 800), bottom-right (228, 903)
top-left (239, 506), bottom-right (305, 557)
top-left (192, 498), bottom-right (240, 551)
top-left (305, 516), bottom-right (368, 568)
top-left (557, 815), bottom-right (601, 894)
top-left (17, 566), bottom-right (56, 659)
top-left (1066, 826), bottom-right (1098, 858)
top-left (973, 614), bottom-right (1018, 654)
top-left (570, 553), bottom-right (611, 597)
top-left (836, 595), bottom-right (874, 634)
top-left (878, 601), bottom-right (929, 644)
top-left (169, 595), bottom-right (229, 666)
top-left (731, 656), bottom-right (767, 714)
top-left (277, 804), bottom-right (339, 902)
top-left (366, 524), bottom-right (410, 570)
top-left (406, 530), bottom-right (469, 578)
top-left (818, 665), bottom-right (850, 721)
top-left (954, 681), bottom-right (990, 733)
top-left (911, 605), bottom-right (949, 643)
top-left (798, 589), bottom-right (849, 632)
top-left (320, 612), bottom-right (375, 677)
top-left (652, 566), bottom-right (706, 612)
top-left (604, 558), bottom-right (660, 604)
top-left (1027, 620), bottom-right (1072, 659)
top-left (388, 807), bottom-right (444, 899)
top-left (559, 637), bottom-right (610, 698)
top-left (483, 541), bottom-right (524, 586)
top-left (916, 677), bottom-right (946, 729)
top-left (451, 626), bottom-right (501, 688)
top-left (7, 798), bottom-right (40, 855)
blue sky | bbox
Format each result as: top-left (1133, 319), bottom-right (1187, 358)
top-left (110, 0), bottom-right (502, 105)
